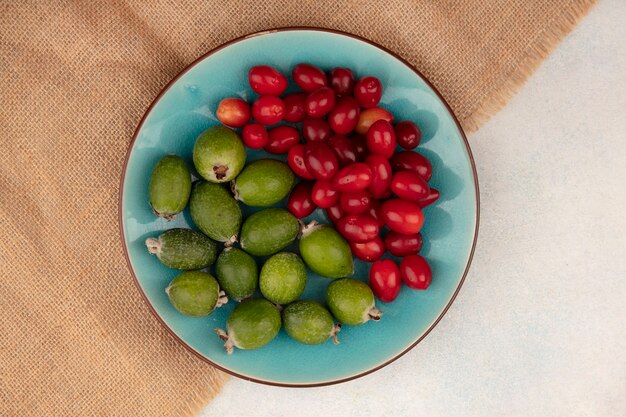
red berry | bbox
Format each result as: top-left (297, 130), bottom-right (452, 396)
top-left (305, 87), bottom-right (336, 118)
top-left (216, 98), bottom-right (250, 128)
top-left (251, 95), bottom-right (285, 125)
top-left (311, 179), bottom-right (340, 208)
top-left (381, 199), bottom-right (424, 235)
top-left (351, 135), bottom-right (368, 161)
top-left (350, 236), bottom-right (385, 262)
top-left (304, 142), bottom-right (339, 180)
top-left (390, 151), bottom-right (433, 181)
top-left (336, 214), bottom-right (379, 243)
top-left (287, 182), bottom-right (316, 218)
top-left (241, 123), bottom-right (268, 149)
top-left (292, 63), bottom-right (327, 92)
top-left (340, 190), bottom-right (371, 214)
top-left (264, 125), bottom-right (300, 154)
top-left (366, 120), bottom-right (396, 158)
top-left (400, 255), bottom-right (432, 290)
top-left (364, 154), bottom-right (392, 199)
top-left (283, 93), bottom-right (307, 123)
top-left (355, 107), bottom-right (393, 135)
top-left (287, 144), bottom-right (315, 180)
top-left (367, 199), bottom-right (386, 228)
top-left (330, 67), bottom-right (355, 95)
top-left (328, 135), bottom-right (358, 167)
top-left (369, 259), bottom-right (401, 302)
top-left (328, 96), bottom-right (360, 135)
top-left (418, 187), bottom-right (440, 208)
top-left (248, 65), bottom-right (288, 96)
top-left (390, 170), bottom-right (430, 200)
top-left (302, 118), bottom-right (331, 142)
top-left (325, 203), bottom-right (345, 223)
top-left (395, 121), bottom-right (421, 150)
top-left (384, 231), bottom-right (423, 257)
top-left (333, 162), bottom-right (372, 192)
top-left (354, 76), bottom-right (382, 108)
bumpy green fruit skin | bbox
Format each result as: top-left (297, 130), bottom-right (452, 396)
top-left (166, 271), bottom-right (222, 317)
top-left (233, 159), bottom-right (295, 207)
top-left (259, 252), bottom-right (306, 304)
top-left (215, 247), bottom-right (258, 301)
top-left (240, 208), bottom-right (300, 256)
top-left (225, 299), bottom-right (281, 350)
top-left (146, 228), bottom-right (217, 270)
top-left (189, 181), bottom-right (242, 243)
top-left (193, 126), bottom-right (246, 183)
top-left (299, 224), bottom-right (354, 278)
top-left (149, 155), bottom-right (191, 220)
top-left (326, 278), bottom-right (380, 326)
top-left (283, 300), bottom-right (337, 345)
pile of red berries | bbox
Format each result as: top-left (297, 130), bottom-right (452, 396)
top-left (216, 63), bottom-right (438, 303)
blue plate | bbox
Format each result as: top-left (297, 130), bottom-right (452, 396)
top-left (119, 28), bottom-right (479, 386)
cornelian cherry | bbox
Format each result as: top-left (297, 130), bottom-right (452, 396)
top-left (287, 144), bottom-right (314, 180)
top-left (305, 87), bottom-right (335, 118)
top-left (418, 188), bottom-right (440, 208)
top-left (391, 170), bottom-right (430, 200)
top-left (287, 182), bottom-right (316, 218)
top-left (330, 67), bottom-right (355, 95)
top-left (390, 151), bottom-right (433, 181)
top-left (355, 106), bottom-right (393, 134)
top-left (241, 123), bottom-right (268, 149)
top-left (264, 125), bottom-right (299, 154)
top-left (311, 180), bottom-right (340, 208)
top-left (369, 259), bottom-right (401, 302)
top-left (381, 199), bottom-right (424, 235)
top-left (336, 214), bottom-right (379, 243)
top-left (364, 154), bottom-right (392, 199)
top-left (366, 120), bottom-right (396, 158)
top-left (282, 93), bottom-right (307, 123)
top-left (304, 142), bottom-right (339, 180)
top-left (325, 203), bottom-right (345, 223)
top-left (216, 98), bottom-right (250, 128)
top-left (395, 121), bottom-right (421, 150)
top-left (248, 65), bottom-right (288, 96)
top-left (302, 118), bottom-right (331, 142)
top-left (339, 190), bottom-right (371, 214)
top-left (328, 135), bottom-right (358, 166)
top-left (384, 231), bottom-right (423, 257)
top-left (251, 95), bottom-right (284, 125)
top-left (328, 96), bottom-right (360, 135)
top-left (350, 237), bottom-right (385, 262)
top-left (400, 255), bottom-right (432, 290)
top-left (354, 76), bottom-right (382, 108)
top-left (333, 163), bottom-right (372, 192)
top-left (293, 63), bottom-right (327, 92)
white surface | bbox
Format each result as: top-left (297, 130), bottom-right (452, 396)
top-left (202, 1), bottom-right (626, 415)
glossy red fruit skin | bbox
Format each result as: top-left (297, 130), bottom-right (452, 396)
top-left (305, 87), bottom-right (336, 118)
top-left (287, 182), bottom-right (316, 218)
top-left (304, 142), bottom-right (339, 180)
top-left (369, 259), bottom-right (401, 302)
top-left (391, 170), bottom-right (430, 200)
top-left (395, 121), bottom-right (421, 150)
top-left (293, 63), bottom-right (328, 92)
top-left (333, 163), bottom-right (373, 192)
top-left (418, 188), bottom-right (440, 208)
top-left (367, 199), bottom-right (386, 228)
top-left (351, 135), bottom-right (368, 161)
top-left (216, 98), bottom-right (251, 128)
top-left (340, 190), bottom-right (371, 214)
top-left (381, 199), bottom-right (425, 235)
top-left (264, 125), bottom-right (300, 154)
top-left (248, 65), bottom-right (288, 96)
top-left (400, 255), bottom-right (432, 290)
top-left (364, 154), bottom-right (392, 199)
top-left (336, 214), bottom-right (379, 243)
top-left (350, 236), bottom-right (385, 262)
top-left (287, 144), bottom-right (315, 180)
top-left (328, 96), bottom-right (360, 135)
top-left (312, 179), bottom-right (340, 208)
top-left (330, 67), bottom-right (355, 96)
top-left (283, 93), bottom-right (307, 123)
top-left (251, 95), bottom-right (285, 125)
top-left (328, 135), bottom-right (358, 167)
top-left (325, 203), bottom-right (345, 223)
top-left (355, 107), bottom-right (394, 135)
top-left (366, 119), bottom-right (396, 158)
top-left (384, 231), bottom-right (423, 257)
top-left (302, 118), bottom-right (331, 142)
top-left (390, 151), bottom-right (433, 181)
top-left (354, 76), bottom-right (382, 108)
top-left (241, 123), bottom-right (268, 149)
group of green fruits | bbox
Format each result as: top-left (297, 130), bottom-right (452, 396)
top-left (147, 126), bottom-right (381, 354)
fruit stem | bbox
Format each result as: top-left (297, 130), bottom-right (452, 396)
top-left (224, 234), bottom-right (238, 247)
top-left (145, 238), bottom-right (161, 255)
top-left (299, 220), bottom-right (319, 238)
top-left (368, 306), bottom-right (383, 321)
top-left (331, 323), bottom-right (342, 345)
top-left (213, 164), bottom-right (229, 181)
top-left (216, 290), bottom-right (228, 308)
top-left (230, 181), bottom-right (240, 201)
top-left (214, 328), bottom-right (234, 354)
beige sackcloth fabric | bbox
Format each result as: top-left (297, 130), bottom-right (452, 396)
top-left (0, 0), bottom-right (596, 416)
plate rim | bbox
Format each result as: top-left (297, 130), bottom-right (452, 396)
top-left (118, 26), bottom-right (480, 387)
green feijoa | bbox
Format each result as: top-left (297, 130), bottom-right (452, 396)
top-left (283, 300), bottom-right (341, 345)
top-left (326, 278), bottom-right (382, 326)
top-left (239, 208), bottom-right (300, 256)
top-left (299, 223), bottom-right (353, 278)
top-left (215, 299), bottom-right (281, 354)
top-left (145, 228), bottom-right (218, 270)
top-left (193, 126), bottom-right (246, 183)
top-left (259, 252), bottom-right (306, 304)
top-left (232, 159), bottom-right (295, 207)
top-left (149, 154), bottom-right (191, 220)
top-left (189, 181), bottom-right (242, 244)
top-left (166, 271), bottom-right (227, 317)
top-left (215, 247), bottom-right (258, 301)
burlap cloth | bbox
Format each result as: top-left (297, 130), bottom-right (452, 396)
top-left (0, 1), bottom-right (596, 416)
